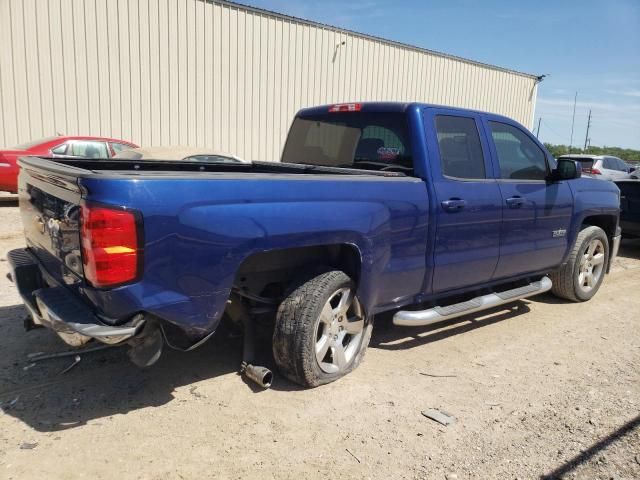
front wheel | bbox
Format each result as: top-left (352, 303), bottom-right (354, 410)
top-left (273, 271), bottom-right (372, 387)
top-left (550, 226), bottom-right (609, 302)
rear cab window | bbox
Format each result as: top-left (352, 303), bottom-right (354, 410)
top-left (281, 110), bottom-right (413, 174)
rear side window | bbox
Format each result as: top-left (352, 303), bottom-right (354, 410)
top-left (69, 141), bottom-right (109, 158)
top-left (434, 115), bottom-right (485, 179)
top-left (110, 142), bottom-right (133, 155)
top-left (603, 158), bottom-right (615, 169)
top-left (51, 143), bottom-right (68, 155)
top-left (281, 112), bottom-right (413, 173)
top-left (489, 121), bottom-right (548, 181)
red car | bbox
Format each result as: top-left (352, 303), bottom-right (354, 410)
top-left (0, 136), bottom-right (138, 193)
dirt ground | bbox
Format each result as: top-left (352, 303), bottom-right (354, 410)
top-left (0, 194), bottom-right (638, 480)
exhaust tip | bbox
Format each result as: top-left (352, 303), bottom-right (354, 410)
top-left (243, 363), bottom-right (273, 389)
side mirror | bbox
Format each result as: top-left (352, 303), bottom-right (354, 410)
top-left (551, 158), bottom-right (582, 181)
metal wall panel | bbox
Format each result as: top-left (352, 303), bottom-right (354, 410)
top-left (0, 0), bottom-right (539, 160)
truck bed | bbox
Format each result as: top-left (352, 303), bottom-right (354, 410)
top-left (21, 156), bottom-right (407, 179)
top-left (16, 155), bottom-right (429, 347)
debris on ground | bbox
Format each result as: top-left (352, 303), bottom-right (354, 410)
top-left (1, 395), bottom-right (20, 412)
top-left (189, 386), bottom-right (206, 399)
top-left (28, 344), bottom-right (113, 363)
top-left (20, 442), bottom-right (38, 450)
top-left (419, 372), bottom-right (457, 378)
top-left (345, 448), bottom-right (361, 464)
top-left (22, 363), bottom-right (36, 371)
top-left (422, 409), bottom-right (457, 426)
top-left (59, 355), bottom-right (81, 375)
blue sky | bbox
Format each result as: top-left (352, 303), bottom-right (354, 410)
top-left (238, 0), bottom-right (640, 149)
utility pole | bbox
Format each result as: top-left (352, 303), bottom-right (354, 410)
top-left (584, 109), bottom-right (592, 152)
top-left (569, 91), bottom-right (577, 153)
top-left (536, 117), bottom-right (542, 138)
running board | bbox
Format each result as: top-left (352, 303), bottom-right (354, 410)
top-left (393, 277), bottom-right (552, 327)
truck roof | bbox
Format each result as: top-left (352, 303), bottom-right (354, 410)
top-left (297, 101), bottom-right (514, 123)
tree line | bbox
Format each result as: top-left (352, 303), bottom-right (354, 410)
top-left (543, 143), bottom-right (640, 163)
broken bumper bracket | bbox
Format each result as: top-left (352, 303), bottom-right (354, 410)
top-left (7, 248), bottom-right (143, 347)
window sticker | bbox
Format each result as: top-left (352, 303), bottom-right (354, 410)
top-left (377, 147), bottom-right (400, 160)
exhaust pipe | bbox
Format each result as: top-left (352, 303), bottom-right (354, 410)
top-left (229, 295), bottom-right (274, 389)
top-left (242, 362), bottom-right (273, 389)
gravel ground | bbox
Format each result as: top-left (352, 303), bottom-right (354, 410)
top-left (0, 197), bottom-right (638, 480)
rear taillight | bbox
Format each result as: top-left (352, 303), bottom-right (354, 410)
top-left (328, 103), bottom-right (361, 112)
top-left (590, 168), bottom-right (602, 175)
top-left (80, 204), bottom-right (141, 287)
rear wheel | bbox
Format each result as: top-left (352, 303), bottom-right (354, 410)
top-left (273, 271), bottom-right (372, 387)
top-left (550, 226), bottom-right (609, 302)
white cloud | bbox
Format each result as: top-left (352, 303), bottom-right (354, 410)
top-left (604, 89), bottom-right (640, 98)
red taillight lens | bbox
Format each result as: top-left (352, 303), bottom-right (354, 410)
top-left (80, 205), bottom-right (141, 287)
top-left (590, 168), bottom-right (601, 175)
top-left (328, 103), bottom-right (361, 112)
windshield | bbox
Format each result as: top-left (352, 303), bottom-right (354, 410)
top-left (13, 136), bottom-right (59, 150)
top-left (281, 112), bottom-right (413, 173)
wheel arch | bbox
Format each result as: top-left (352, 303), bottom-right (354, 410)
top-left (234, 243), bottom-right (364, 302)
top-left (581, 214), bottom-right (617, 239)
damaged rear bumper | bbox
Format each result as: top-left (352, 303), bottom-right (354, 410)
top-left (7, 248), bottom-right (144, 347)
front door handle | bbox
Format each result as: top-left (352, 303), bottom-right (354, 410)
top-left (441, 198), bottom-right (467, 212)
top-left (506, 196), bottom-right (525, 208)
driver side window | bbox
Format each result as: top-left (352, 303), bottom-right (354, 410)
top-left (489, 121), bottom-right (548, 181)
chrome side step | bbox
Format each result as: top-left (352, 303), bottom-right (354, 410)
top-left (393, 277), bottom-right (552, 327)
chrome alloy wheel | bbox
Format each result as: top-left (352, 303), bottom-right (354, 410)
top-left (314, 287), bottom-right (365, 374)
top-left (578, 238), bottom-right (605, 294)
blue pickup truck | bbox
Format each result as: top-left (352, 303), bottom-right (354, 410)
top-left (9, 102), bottom-right (621, 388)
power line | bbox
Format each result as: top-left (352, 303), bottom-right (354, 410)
top-left (539, 119), bottom-right (570, 143)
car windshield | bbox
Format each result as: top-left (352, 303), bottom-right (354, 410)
top-left (281, 112), bottom-right (413, 173)
top-left (12, 136), bottom-right (59, 150)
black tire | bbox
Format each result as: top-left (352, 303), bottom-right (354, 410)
top-left (272, 271), bottom-right (373, 387)
top-left (549, 226), bottom-right (609, 302)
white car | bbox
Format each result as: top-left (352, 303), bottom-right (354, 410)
top-left (558, 154), bottom-right (633, 181)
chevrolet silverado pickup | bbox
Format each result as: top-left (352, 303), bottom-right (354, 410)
top-left (8, 102), bottom-right (621, 388)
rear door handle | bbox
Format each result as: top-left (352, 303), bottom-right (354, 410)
top-left (441, 198), bottom-right (467, 212)
top-left (505, 196), bottom-right (525, 208)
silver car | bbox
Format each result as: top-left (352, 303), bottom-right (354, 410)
top-left (558, 154), bottom-right (633, 181)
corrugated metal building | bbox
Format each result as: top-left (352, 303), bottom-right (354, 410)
top-left (0, 0), bottom-right (540, 160)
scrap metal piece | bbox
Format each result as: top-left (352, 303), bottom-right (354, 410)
top-left (422, 408), bottom-right (457, 426)
top-left (28, 344), bottom-right (114, 363)
top-left (59, 355), bottom-right (81, 374)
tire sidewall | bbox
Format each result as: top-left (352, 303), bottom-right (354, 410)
top-left (571, 228), bottom-right (609, 301)
top-left (302, 274), bottom-right (372, 387)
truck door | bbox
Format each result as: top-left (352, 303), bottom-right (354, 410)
top-left (484, 117), bottom-right (574, 279)
top-left (424, 109), bottom-right (502, 293)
